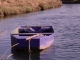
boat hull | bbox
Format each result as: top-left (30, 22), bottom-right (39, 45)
top-left (11, 34), bottom-right (54, 50)
top-left (11, 26), bottom-right (54, 50)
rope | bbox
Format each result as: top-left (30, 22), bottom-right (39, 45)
top-left (26, 34), bottom-right (44, 60)
top-left (26, 34), bottom-right (44, 40)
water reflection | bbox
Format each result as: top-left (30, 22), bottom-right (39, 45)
top-left (11, 49), bottom-right (41, 60)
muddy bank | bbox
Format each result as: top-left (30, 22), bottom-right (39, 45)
top-left (61, 0), bottom-right (80, 4)
top-left (0, 0), bottom-right (62, 17)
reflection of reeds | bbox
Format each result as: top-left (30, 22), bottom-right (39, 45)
top-left (0, 43), bottom-right (19, 60)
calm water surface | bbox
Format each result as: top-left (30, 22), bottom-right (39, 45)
top-left (0, 4), bottom-right (80, 60)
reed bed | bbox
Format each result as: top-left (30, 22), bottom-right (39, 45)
top-left (0, 0), bottom-right (62, 17)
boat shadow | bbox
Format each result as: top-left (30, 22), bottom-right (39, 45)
top-left (11, 49), bottom-right (41, 60)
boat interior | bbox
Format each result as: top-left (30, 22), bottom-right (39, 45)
top-left (12, 26), bottom-right (54, 36)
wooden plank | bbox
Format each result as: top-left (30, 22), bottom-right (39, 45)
top-left (11, 33), bottom-right (53, 35)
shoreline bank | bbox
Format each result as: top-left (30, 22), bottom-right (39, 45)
top-left (0, 0), bottom-right (62, 17)
top-left (61, 0), bottom-right (80, 4)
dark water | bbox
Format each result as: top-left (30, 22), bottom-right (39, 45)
top-left (0, 4), bottom-right (80, 60)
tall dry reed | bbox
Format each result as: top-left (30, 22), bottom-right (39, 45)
top-left (0, 30), bottom-right (7, 42)
top-left (0, 30), bottom-right (18, 60)
top-left (0, 43), bottom-right (19, 60)
top-left (6, 54), bottom-right (13, 60)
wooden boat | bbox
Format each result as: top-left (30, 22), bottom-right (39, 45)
top-left (11, 26), bottom-right (54, 50)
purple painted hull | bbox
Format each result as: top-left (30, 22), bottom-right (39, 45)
top-left (11, 26), bottom-right (54, 50)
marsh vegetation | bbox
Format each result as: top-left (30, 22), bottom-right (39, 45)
top-left (0, 0), bottom-right (62, 17)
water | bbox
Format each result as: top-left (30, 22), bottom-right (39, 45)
top-left (0, 4), bottom-right (80, 60)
